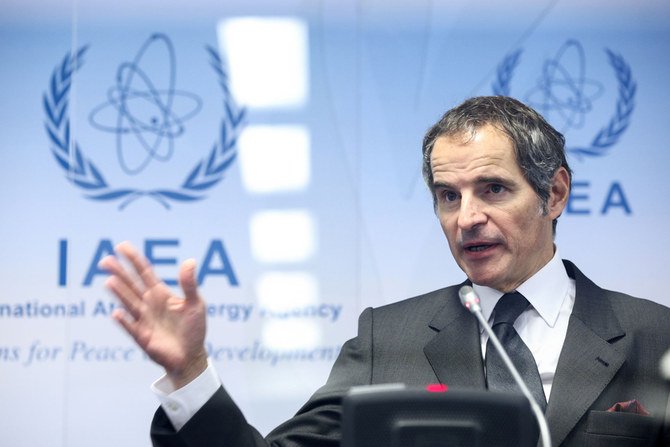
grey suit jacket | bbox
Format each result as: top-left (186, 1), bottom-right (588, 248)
top-left (151, 261), bottom-right (670, 446)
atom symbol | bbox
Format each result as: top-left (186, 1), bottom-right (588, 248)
top-left (88, 33), bottom-right (202, 175)
top-left (525, 39), bottom-right (604, 133)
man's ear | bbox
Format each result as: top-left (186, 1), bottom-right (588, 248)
top-left (548, 167), bottom-right (570, 219)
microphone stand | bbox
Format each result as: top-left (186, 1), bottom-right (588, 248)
top-left (460, 286), bottom-right (552, 447)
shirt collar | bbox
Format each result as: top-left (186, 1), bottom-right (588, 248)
top-left (473, 248), bottom-right (570, 328)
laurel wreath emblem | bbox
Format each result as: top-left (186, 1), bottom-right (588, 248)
top-left (492, 46), bottom-right (636, 159)
top-left (43, 43), bottom-right (245, 209)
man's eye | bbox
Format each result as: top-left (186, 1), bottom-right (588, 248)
top-left (444, 191), bottom-right (459, 202)
top-left (489, 184), bottom-right (505, 194)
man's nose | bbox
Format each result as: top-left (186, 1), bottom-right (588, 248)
top-left (457, 195), bottom-right (487, 230)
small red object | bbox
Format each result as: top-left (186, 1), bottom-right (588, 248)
top-left (425, 383), bottom-right (448, 393)
top-left (607, 399), bottom-right (651, 416)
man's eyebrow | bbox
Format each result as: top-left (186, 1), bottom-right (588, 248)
top-left (432, 181), bottom-right (456, 190)
top-left (475, 176), bottom-right (515, 187)
top-left (433, 176), bottom-right (515, 190)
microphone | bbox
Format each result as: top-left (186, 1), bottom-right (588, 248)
top-left (661, 348), bottom-right (670, 381)
top-left (459, 285), bottom-right (552, 447)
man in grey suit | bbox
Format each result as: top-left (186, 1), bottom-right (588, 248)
top-left (101, 96), bottom-right (670, 446)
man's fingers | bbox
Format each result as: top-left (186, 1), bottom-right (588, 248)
top-left (99, 254), bottom-right (145, 299)
top-left (179, 258), bottom-right (199, 303)
top-left (115, 241), bottom-right (161, 289)
top-left (105, 276), bottom-right (143, 320)
top-left (111, 308), bottom-right (142, 344)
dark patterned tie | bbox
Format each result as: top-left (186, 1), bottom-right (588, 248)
top-left (485, 292), bottom-right (547, 411)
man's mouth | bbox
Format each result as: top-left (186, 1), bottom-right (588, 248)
top-left (462, 242), bottom-right (498, 253)
top-left (466, 244), bottom-right (492, 252)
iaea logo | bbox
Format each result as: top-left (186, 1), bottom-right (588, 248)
top-left (43, 33), bottom-right (246, 210)
top-left (492, 39), bottom-right (636, 160)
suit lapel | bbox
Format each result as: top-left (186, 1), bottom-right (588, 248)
top-left (545, 261), bottom-right (626, 446)
top-left (423, 284), bottom-right (486, 389)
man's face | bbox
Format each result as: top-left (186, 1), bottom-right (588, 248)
top-left (430, 124), bottom-right (568, 292)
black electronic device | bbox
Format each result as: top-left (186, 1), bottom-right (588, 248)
top-left (341, 386), bottom-right (538, 447)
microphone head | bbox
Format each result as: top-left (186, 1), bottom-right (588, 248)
top-left (661, 348), bottom-right (670, 381)
top-left (458, 285), bottom-right (481, 313)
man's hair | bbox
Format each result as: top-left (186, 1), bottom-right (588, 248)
top-left (421, 96), bottom-right (572, 233)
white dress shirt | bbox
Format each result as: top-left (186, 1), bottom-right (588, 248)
top-left (154, 249), bottom-right (576, 430)
top-left (474, 248), bottom-right (576, 401)
top-left (152, 358), bottom-right (221, 431)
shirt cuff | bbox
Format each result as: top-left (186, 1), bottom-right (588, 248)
top-left (151, 358), bottom-right (221, 431)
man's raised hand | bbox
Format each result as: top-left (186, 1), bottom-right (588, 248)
top-left (99, 241), bottom-right (208, 389)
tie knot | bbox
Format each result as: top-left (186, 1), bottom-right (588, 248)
top-left (491, 292), bottom-right (530, 326)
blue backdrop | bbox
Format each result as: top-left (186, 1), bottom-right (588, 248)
top-left (1, 1), bottom-right (669, 445)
